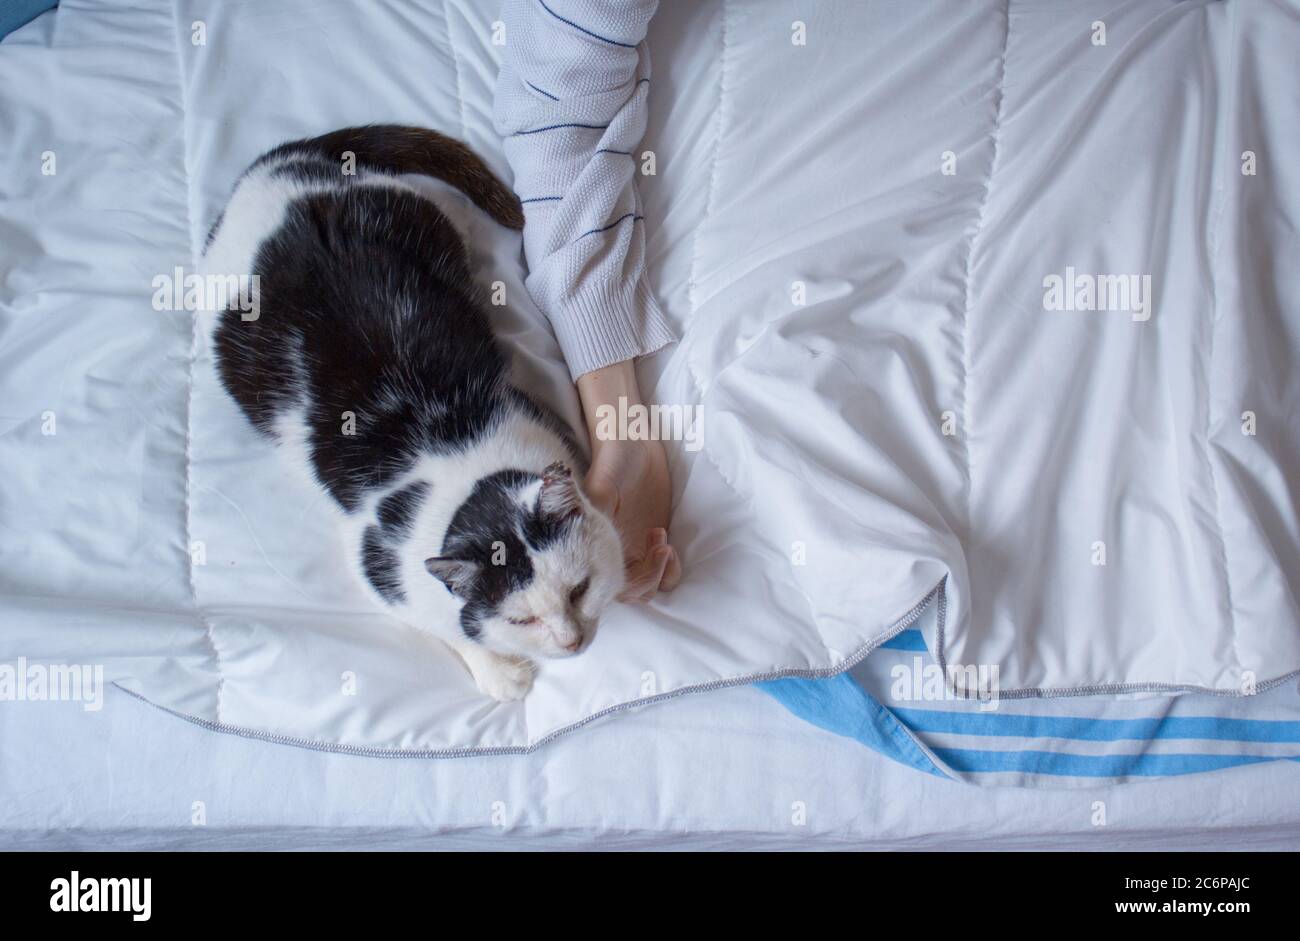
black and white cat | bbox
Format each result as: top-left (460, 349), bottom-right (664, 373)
top-left (202, 125), bottom-right (624, 702)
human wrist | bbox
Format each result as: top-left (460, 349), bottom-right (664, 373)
top-left (576, 359), bottom-right (643, 445)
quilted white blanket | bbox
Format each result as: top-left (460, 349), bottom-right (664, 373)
top-left (2, 0), bottom-right (1297, 755)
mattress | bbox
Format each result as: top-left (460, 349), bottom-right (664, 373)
top-left (5, 682), bottom-right (1300, 850)
top-left (2, 0), bottom-right (1299, 808)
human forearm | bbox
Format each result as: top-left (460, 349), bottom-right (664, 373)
top-left (494, 0), bottom-right (675, 379)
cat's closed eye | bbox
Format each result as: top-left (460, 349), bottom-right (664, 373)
top-left (508, 616), bottom-right (540, 626)
top-left (569, 577), bottom-right (591, 605)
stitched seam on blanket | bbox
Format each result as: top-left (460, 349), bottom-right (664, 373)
top-left (687, 0), bottom-right (729, 314)
top-left (679, 0), bottom-right (734, 503)
top-left (441, 0), bottom-right (471, 150)
top-left (110, 580), bottom-right (943, 758)
top-left (942, 0), bottom-right (1009, 691)
top-left (168, 0), bottom-right (225, 724)
top-left (1201, 0), bottom-right (1241, 681)
top-left (958, 0), bottom-right (1009, 582)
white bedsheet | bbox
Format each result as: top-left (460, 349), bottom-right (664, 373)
top-left (3, 0), bottom-right (1298, 761)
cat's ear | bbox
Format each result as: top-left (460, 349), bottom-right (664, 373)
top-left (424, 556), bottom-right (479, 596)
top-left (538, 462), bottom-right (582, 521)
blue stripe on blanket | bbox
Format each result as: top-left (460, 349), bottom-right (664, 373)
top-left (1, 0), bottom-right (56, 40)
top-left (931, 748), bottom-right (1300, 778)
top-left (760, 611), bottom-right (1300, 786)
top-left (758, 674), bottom-right (948, 778)
top-left (891, 709), bottom-right (1300, 743)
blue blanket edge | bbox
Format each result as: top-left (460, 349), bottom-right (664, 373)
top-left (0, 1), bottom-right (56, 41)
top-left (758, 673), bottom-right (950, 779)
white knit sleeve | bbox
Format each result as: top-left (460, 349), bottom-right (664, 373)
top-left (493, 0), bottom-right (676, 380)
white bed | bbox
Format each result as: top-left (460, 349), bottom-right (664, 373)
top-left (2, 0), bottom-right (1298, 848)
top-left (6, 683), bottom-right (1300, 850)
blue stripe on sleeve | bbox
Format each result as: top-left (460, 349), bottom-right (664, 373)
top-left (524, 80), bottom-right (560, 101)
top-left (536, 0), bottom-right (638, 48)
top-left (574, 213), bottom-right (641, 240)
top-left (510, 122), bottom-right (609, 137)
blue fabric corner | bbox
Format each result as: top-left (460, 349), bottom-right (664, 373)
top-left (758, 673), bottom-right (950, 779)
top-left (1, 0), bottom-right (56, 41)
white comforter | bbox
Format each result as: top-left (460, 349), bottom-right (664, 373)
top-left (2, 0), bottom-right (1297, 755)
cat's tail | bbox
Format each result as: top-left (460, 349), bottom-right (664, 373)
top-left (254, 124), bottom-right (525, 230)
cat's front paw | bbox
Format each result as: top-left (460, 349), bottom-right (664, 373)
top-left (471, 653), bottom-right (536, 703)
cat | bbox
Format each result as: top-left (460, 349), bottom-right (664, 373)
top-left (201, 125), bottom-right (624, 702)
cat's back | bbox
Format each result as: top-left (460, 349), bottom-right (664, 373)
top-left (206, 144), bottom-right (501, 440)
top-left (204, 126), bottom-right (526, 509)
top-left (202, 124), bottom-right (522, 283)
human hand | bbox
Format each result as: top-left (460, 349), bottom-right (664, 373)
top-left (577, 362), bottom-right (682, 601)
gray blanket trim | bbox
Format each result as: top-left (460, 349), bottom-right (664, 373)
top-left (113, 580), bottom-right (944, 759)
top-left (933, 583), bottom-right (1300, 701)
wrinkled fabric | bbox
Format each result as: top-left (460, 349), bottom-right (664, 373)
top-left (1, 0), bottom-right (1297, 757)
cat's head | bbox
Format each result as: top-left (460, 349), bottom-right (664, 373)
top-left (425, 462), bottom-right (623, 658)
